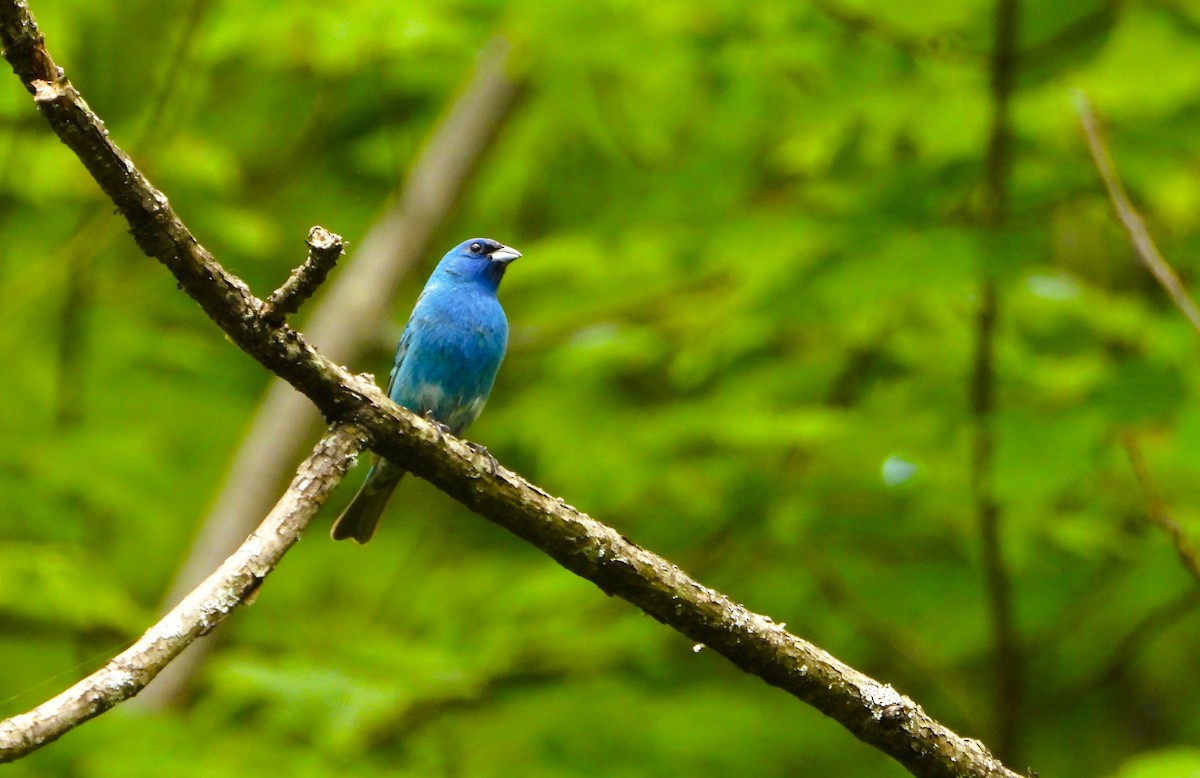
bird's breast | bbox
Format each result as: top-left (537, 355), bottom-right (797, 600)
top-left (391, 294), bottom-right (508, 433)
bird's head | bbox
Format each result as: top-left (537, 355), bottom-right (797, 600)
top-left (438, 238), bottom-right (521, 289)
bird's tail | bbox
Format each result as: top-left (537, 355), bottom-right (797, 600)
top-left (330, 462), bottom-right (405, 543)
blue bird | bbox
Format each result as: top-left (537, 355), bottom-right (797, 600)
top-left (331, 237), bottom-right (521, 543)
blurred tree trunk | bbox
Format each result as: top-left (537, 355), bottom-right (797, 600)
top-left (135, 39), bottom-right (520, 709)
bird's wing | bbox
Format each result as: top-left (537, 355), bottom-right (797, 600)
top-left (385, 320), bottom-right (417, 397)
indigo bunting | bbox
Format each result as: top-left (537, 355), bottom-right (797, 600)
top-left (331, 238), bottom-right (521, 543)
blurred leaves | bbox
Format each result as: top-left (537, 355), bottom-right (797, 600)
top-left (3, 0), bottom-right (1200, 776)
top-left (0, 544), bottom-right (146, 632)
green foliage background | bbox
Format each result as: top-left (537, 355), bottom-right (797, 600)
top-left (3, 0), bottom-right (1200, 775)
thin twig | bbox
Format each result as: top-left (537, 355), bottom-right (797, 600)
top-left (261, 226), bottom-right (344, 324)
top-left (1078, 94), bottom-right (1200, 585)
top-left (1119, 430), bottom-right (1200, 584)
top-left (1091, 587), bottom-right (1200, 689)
top-left (1075, 91), bottom-right (1200, 336)
top-left (0, 425), bottom-right (367, 762)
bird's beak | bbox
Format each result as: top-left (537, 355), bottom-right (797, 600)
top-left (488, 244), bottom-right (522, 264)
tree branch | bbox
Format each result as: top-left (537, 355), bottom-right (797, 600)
top-left (0, 424), bottom-right (367, 762)
top-left (0, 3), bottom-right (1023, 776)
top-left (1075, 91), bottom-right (1200, 337)
top-left (1077, 95), bottom-right (1200, 585)
top-left (261, 226), bottom-right (345, 324)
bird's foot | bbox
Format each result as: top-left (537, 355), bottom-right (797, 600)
top-left (423, 410), bottom-right (453, 442)
top-left (467, 441), bottom-right (499, 477)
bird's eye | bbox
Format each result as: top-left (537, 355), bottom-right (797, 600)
top-left (469, 242), bottom-right (483, 254)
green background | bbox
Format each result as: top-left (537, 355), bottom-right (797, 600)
top-left (3, 0), bottom-right (1200, 775)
